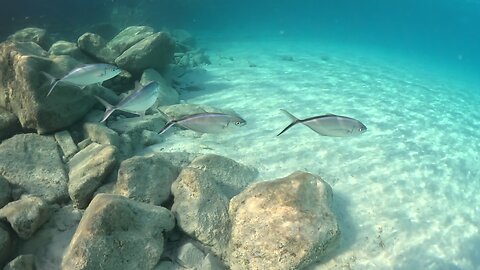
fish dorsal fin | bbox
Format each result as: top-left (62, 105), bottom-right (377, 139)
top-left (325, 113), bottom-right (337, 116)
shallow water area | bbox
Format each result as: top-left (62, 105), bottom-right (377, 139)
top-left (146, 38), bottom-right (480, 269)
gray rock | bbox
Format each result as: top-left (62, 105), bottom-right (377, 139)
top-left (140, 68), bottom-right (179, 106)
top-left (7, 27), bottom-right (48, 49)
top-left (77, 32), bottom-right (114, 63)
top-left (171, 154), bottom-right (258, 257)
top-left (115, 32), bottom-right (175, 75)
top-left (62, 194), bottom-right (175, 270)
top-left (227, 171), bottom-right (341, 270)
top-left (139, 152), bottom-right (200, 170)
top-left (176, 242), bottom-right (206, 268)
top-left (3, 254), bottom-right (36, 270)
top-left (48, 40), bottom-right (93, 63)
top-left (0, 134), bottom-right (68, 203)
top-left (0, 108), bottom-right (21, 141)
top-left (106, 26), bottom-right (154, 58)
top-left (0, 176), bottom-right (11, 209)
top-left (153, 260), bottom-right (177, 270)
top-left (115, 154), bottom-right (178, 205)
top-left (0, 226), bottom-right (13, 267)
top-left (54, 130), bottom-right (78, 160)
top-left (0, 42), bottom-right (96, 134)
top-left (0, 196), bottom-right (50, 239)
top-left (68, 143), bottom-right (118, 209)
top-left (200, 253), bottom-right (227, 270)
top-left (77, 138), bottom-right (91, 150)
top-left (82, 122), bottom-right (121, 147)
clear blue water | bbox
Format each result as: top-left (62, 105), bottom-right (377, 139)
top-left (2, 0), bottom-right (480, 269)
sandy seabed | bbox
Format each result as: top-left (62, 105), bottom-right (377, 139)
top-left (145, 37), bottom-right (480, 270)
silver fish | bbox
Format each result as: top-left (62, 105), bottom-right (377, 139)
top-left (95, 81), bottom-right (160, 122)
top-left (42, 64), bottom-right (122, 96)
top-left (158, 112), bottom-right (246, 134)
top-left (277, 109), bottom-right (367, 137)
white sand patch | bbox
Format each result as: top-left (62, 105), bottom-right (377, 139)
top-left (148, 39), bottom-right (480, 269)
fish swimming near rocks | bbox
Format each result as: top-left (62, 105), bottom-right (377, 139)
top-left (42, 63), bottom-right (122, 96)
top-left (95, 81), bottom-right (160, 123)
top-left (277, 109), bottom-right (367, 137)
top-left (158, 112), bottom-right (246, 134)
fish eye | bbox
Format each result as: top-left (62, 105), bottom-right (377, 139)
top-left (235, 121), bottom-right (241, 125)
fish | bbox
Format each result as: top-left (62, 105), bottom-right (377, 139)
top-left (42, 63), bottom-right (122, 96)
top-left (158, 112), bottom-right (246, 134)
top-left (277, 109), bottom-right (367, 137)
top-left (95, 81), bottom-right (160, 122)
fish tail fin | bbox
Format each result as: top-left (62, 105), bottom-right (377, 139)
top-left (158, 121), bottom-right (176, 135)
top-left (94, 95), bottom-right (116, 123)
top-left (41, 71), bottom-right (60, 97)
top-left (277, 109), bottom-right (301, 136)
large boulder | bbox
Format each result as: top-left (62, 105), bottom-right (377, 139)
top-left (62, 194), bottom-right (175, 270)
top-left (0, 41), bottom-right (97, 134)
top-left (77, 32), bottom-right (114, 63)
top-left (0, 107), bottom-right (21, 141)
top-left (0, 196), bottom-right (50, 239)
top-left (106, 26), bottom-right (154, 58)
top-left (227, 171), bottom-right (341, 270)
top-left (68, 143), bottom-right (118, 208)
top-left (49, 40), bottom-right (93, 63)
top-left (171, 154), bottom-right (258, 257)
top-left (114, 154), bottom-right (178, 205)
top-left (0, 134), bottom-right (68, 203)
top-left (7, 27), bottom-right (49, 49)
top-left (140, 68), bottom-right (179, 106)
top-left (115, 32), bottom-right (175, 75)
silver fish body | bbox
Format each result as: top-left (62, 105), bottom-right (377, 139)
top-left (158, 112), bottom-right (246, 134)
top-left (44, 64), bottom-right (122, 96)
top-left (95, 81), bottom-right (160, 122)
top-left (278, 109), bottom-right (367, 137)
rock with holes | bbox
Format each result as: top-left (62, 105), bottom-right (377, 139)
top-left (62, 194), bottom-right (175, 270)
top-left (227, 171), bottom-right (341, 270)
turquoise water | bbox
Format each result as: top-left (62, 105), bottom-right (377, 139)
top-left (2, 0), bottom-right (480, 269)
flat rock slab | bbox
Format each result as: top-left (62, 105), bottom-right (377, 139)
top-left (0, 196), bottom-right (50, 239)
top-left (171, 154), bottom-right (258, 257)
top-left (68, 143), bottom-right (118, 208)
top-left (62, 194), bottom-right (175, 270)
top-left (227, 171), bottom-right (341, 270)
top-left (0, 134), bottom-right (68, 203)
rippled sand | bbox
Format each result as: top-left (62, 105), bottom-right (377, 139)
top-left (148, 38), bottom-right (480, 269)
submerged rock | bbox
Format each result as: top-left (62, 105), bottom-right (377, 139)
top-left (0, 196), bottom-right (50, 239)
top-left (115, 154), bottom-right (178, 205)
top-left (54, 130), bottom-right (79, 160)
top-left (0, 226), bottom-right (13, 267)
top-left (0, 176), bottom-right (12, 209)
top-left (49, 40), bottom-right (93, 63)
top-left (3, 254), bottom-right (36, 270)
top-left (7, 27), bottom-right (49, 49)
top-left (62, 194), bottom-right (175, 270)
top-left (227, 171), bottom-right (341, 270)
top-left (0, 134), bottom-right (68, 203)
top-left (0, 42), bottom-right (97, 133)
top-left (77, 32), bottom-right (114, 63)
top-left (68, 143), bottom-right (118, 208)
top-left (107, 26), bottom-right (154, 58)
top-left (171, 154), bottom-right (258, 257)
top-left (115, 32), bottom-right (175, 75)
top-left (0, 107), bottom-right (21, 141)
top-left (82, 122), bottom-right (121, 148)
top-left (140, 68), bottom-right (179, 106)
